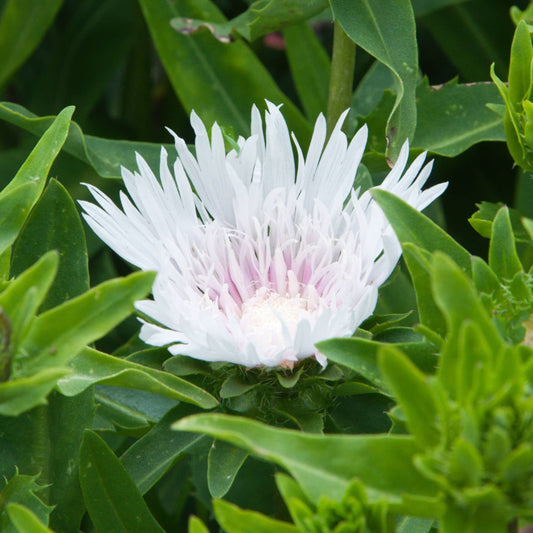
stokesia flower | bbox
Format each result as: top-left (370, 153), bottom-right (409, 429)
top-left (80, 102), bottom-right (447, 368)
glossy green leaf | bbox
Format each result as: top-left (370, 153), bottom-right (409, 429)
top-left (489, 206), bottom-right (523, 280)
top-left (14, 271), bottom-right (154, 375)
top-left (0, 368), bottom-right (69, 416)
top-left (213, 499), bottom-right (299, 533)
top-left (57, 347), bottom-right (217, 409)
top-left (331, 0), bottom-right (418, 158)
top-left (413, 79), bottom-right (505, 156)
top-left (0, 102), bottom-right (172, 179)
top-left (6, 504), bottom-right (54, 533)
top-left (0, 473), bottom-right (51, 533)
top-left (11, 179), bottom-right (89, 309)
top-left (508, 21), bottom-right (533, 110)
top-left (379, 346), bottom-right (441, 448)
top-left (0, 0), bottom-right (63, 87)
top-left (79, 430), bottom-right (165, 533)
top-left (174, 414), bottom-right (439, 505)
top-left (121, 405), bottom-right (208, 495)
top-left (283, 22), bottom-right (330, 121)
top-left (372, 188), bottom-right (472, 274)
top-left (171, 0), bottom-right (328, 42)
top-left (403, 244), bottom-right (446, 337)
top-left (138, 0), bottom-right (311, 141)
top-left (208, 440), bottom-right (249, 498)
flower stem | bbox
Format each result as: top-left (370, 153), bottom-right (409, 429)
top-left (326, 20), bottom-right (356, 137)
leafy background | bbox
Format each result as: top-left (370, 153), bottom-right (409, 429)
top-left (0, 0), bottom-right (532, 532)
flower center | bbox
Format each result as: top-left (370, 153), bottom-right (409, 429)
top-left (240, 288), bottom-right (313, 345)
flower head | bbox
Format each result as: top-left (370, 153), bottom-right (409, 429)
top-left (80, 102), bottom-right (446, 368)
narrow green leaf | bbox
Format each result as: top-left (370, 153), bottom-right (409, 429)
top-left (331, 0), bottom-right (418, 158)
top-left (0, 102), bottom-right (172, 179)
top-left (489, 206), bottom-right (523, 280)
top-left (508, 21), bottom-right (533, 108)
top-left (6, 504), bottom-right (54, 533)
top-left (213, 499), bottom-right (299, 533)
top-left (15, 270), bottom-right (155, 376)
top-left (11, 179), bottom-right (89, 310)
top-left (372, 188), bottom-right (472, 274)
top-left (79, 430), bottom-right (165, 533)
top-left (121, 405), bottom-right (208, 494)
top-left (138, 0), bottom-right (311, 142)
top-left (403, 244), bottom-right (446, 337)
top-left (174, 414), bottom-right (439, 504)
top-left (0, 368), bottom-right (69, 416)
top-left (379, 346), bottom-right (441, 448)
top-left (57, 347), bottom-right (217, 409)
top-left (397, 516), bottom-right (434, 533)
top-left (283, 22), bottom-right (330, 121)
top-left (208, 440), bottom-right (249, 498)
top-left (0, 0), bottom-right (63, 87)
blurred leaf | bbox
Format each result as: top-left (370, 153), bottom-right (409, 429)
top-left (283, 22), bottom-right (330, 121)
top-left (397, 516), bottom-right (434, 533)
top-left (208, 440), bottom-right (249, 498)
top-left (14, 270), bottom-right (155, 376)
top-left (379, 346), bottom-right (441, 448)
top-left (469, 201), bottom-right (532, 241)
top-left (171, 0), bottom-right (327, 42)
top-left (188, 516), bottom-right (209, 533)
top-left (79, 430), bottom-right (165, 533)
top-left (213, 499), bottom-right (298, 533)
top-left (372, 189), bottom-right (472, 274)
top-left (220, 374), bottom-right (259, 399)
top-left (174, 414), bottom-right (440, 506)
top-left (121, 405), bottom-right (207, 495)
top-left (412, 0), bottom-right (468, 17)
top-left (0, 0), bottom-right (63, 87)
top-left (139, 0), bottom-right (311, 141)
top-left (331, 0), bottom-right (418, 158)
top-left (489, 206), bottom-right (523, 280)
top-left (413, 79), bottom-right (505, 156)
top-left (11, 179), bottom-right (89, 309)
top-left (57, 347), bottom-right (217, 409)
top-left (0, 473), bottom-right (51, 533)
top-left (6, 504), bottom-right (54, 533)
top-left (0, 102), bottom-right (172, 179)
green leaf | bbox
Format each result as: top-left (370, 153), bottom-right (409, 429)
top-left (413, 79), bottom-right (505, 156)
top-left (6, 504), bottom-right (54, 533)
top-left (403, 244), bottom-right (446, 337)
top-left (431, 253), bottom-right (503, 396)
top-left (57, 347), bottom-right (217, 409)
top-left (15, 271), bottom-right (155, 376)
top-left (121, 405), bottom-right (208, 495)
top-left (138, 0), bottom-right (311, 142)
top-left (188, 516), bottom-right (209, 533)
top-left (371, 189), bottom-right (472, 274)
top-left (208, 440), bottom-right (249, 498)
top-left (379, 346), bottom-right (441, 448)
top-left (174, 414), bottom-right (439, 505)
top-left (508, 21), bottom-right (533, 110)
top-left (0, 473), bottom-right (52, 533)
top-left (11, 179), bottom-right (89, 310)
top-left (0, 0), bottom-right (63, 87)
top-left (331, 0), bottom-right (418, 158)
top-left (448, 438), bottom-right (483, 487)
top-left (283, 22), bottom-right (330, 121)
top-left (213, 499), bottom-right (299, 533)
top-left (469, 201), bottom-right (531, 242)
top-left (411, 0), bottom-right (467, 17)
top-left (171, 0), bottom-right (328, 42)
top-left (397, 516), bottom-right (434, 533)
top-left (0, 368), bottom-right (69, 416)
top-left (0, 102), bottom-right (172, 179)
top-left (489, 206), bottom-right (523, 280)
top-left (79, 430), bottom-right (165, 533)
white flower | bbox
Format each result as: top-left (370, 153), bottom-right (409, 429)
top-left (80, 102), bottom-right (447, 368)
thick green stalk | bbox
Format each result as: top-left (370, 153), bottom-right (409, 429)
top-left (326, 20), bottom-right (356, 137)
